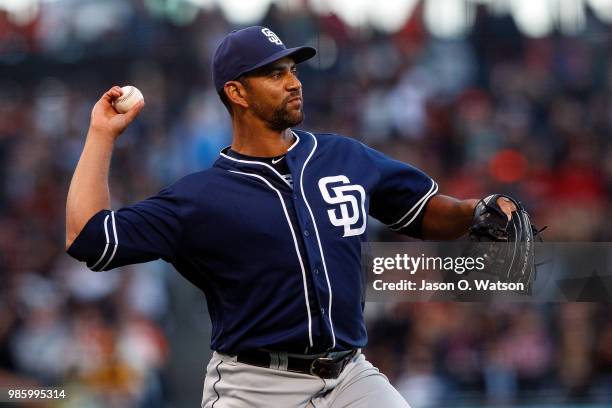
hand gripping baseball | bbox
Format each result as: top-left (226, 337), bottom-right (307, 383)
top-left (89, 86), bottom-right (144, 140)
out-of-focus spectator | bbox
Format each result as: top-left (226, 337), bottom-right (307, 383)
top-left (0, 1), bottom-right (611, 406)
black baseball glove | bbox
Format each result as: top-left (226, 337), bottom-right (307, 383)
top-left (468, 194), bottom-right (543, 294)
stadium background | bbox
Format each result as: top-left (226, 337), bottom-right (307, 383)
top-left (1, 0), bottom-right (611, 406)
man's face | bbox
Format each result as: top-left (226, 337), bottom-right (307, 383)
top-left (241, 57), bottom-right (304, 131)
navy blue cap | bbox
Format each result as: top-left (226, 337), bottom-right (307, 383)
top-left (212, 26), bottom-right (316, 92)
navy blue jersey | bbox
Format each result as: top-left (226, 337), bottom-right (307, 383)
top-left (67, 130), bottom-right (437, 353)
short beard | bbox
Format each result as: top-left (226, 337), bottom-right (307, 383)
top-left (252, 97), bottom-right (304, 132)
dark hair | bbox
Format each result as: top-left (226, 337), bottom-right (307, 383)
top-left (217, 76), bottom-right (248, 116)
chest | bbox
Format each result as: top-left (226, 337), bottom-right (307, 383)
top-left (183, 166), bottom-right (375, 251)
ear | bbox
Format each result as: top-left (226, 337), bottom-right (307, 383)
top-left (224, 81), bottom-right (249, 110)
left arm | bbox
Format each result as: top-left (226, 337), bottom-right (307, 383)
top-left (355, 140), bottom-right (515, 240)
top-left (421, 195), bottom-right (516, 240)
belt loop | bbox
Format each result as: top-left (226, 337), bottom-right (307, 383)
top-left (278, 352), bottom-right (289, 371)
top-left (270, 352), bottom-right (279, 369)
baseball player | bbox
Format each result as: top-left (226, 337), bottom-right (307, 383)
top-left (65, 27), bottom-right (517, 407)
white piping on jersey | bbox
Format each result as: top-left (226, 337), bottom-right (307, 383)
top-left (219, 132), bottom-right (300, 188)
top-left (228, 170), bottom-right (314, 348)
top-left (90, 214), bottom-right (111, 271)
top-left (99, 211), bottom-right (119, 271)
top-left (287, 132), bottom-right (300, 151)
top-left (389, 180), bottom-right (439, 231)
top-left (220, 152), bottom-right (291, 188)
top-left (300, 132), bottom-right (336, 349)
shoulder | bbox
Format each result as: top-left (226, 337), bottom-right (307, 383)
top-left (294, 130), bottom-right (366, 153)
top-left (164, 167), bottom-right (225, 196)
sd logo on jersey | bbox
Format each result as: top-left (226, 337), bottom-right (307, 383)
top-left (318, 176), bottom-right (366, 237)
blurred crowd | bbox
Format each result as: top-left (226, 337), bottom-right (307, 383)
top-left (1, 0), bottom-right (612, 406)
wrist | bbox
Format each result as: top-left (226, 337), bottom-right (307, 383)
top-left (464, 199), bottom-right (479, 217)
top-left (87, 127), bottom-right (118, 145)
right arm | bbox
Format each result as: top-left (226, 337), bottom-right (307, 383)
top-left (65, 86), bottom-right (144, 250)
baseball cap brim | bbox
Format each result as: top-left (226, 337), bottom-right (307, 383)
top-left (235, 45), bottom-right (316, 79)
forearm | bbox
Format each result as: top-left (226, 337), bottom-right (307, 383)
top-left (65, 86), bottom-right (144, 250)
top-left (65, 130), bottom-right (115, 249)
top-left (421, 195), bottom-right (478, 240)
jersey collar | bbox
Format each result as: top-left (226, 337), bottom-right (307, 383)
top-left (215, 130), bottom-right (314, 189)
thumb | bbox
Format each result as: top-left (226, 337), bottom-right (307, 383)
top-left (113, 100), bottom-right (145, 135)
top-left (123, 100), bottom-right (145, 122)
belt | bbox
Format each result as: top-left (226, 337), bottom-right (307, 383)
top-left (236, 349), bottom-right (357, 379)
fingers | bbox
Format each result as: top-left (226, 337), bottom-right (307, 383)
top-left (496, 197), bottom-right (517, 220)
top-left (101, 86), bottom-right (123, 103)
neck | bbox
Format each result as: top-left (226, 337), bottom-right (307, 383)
top-left (230, 113), bottom-right (295, 157)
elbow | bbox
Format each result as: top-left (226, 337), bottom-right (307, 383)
top-left (65, 234), bottom-right (75, 252)
top-left (65, 212), bottom-right (74, 251)
top-left (65, 215), bottom-right (84, 251)
top-left (65, 223), bottom-right (78, 252)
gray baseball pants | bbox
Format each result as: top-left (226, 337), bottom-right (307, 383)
top-left (201, 350), bottom-right (410, 408)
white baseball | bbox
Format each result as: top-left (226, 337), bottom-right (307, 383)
top-left (113, 85), bottom-right (144, 113)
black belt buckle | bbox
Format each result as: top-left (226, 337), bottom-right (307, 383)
top-left (309, 350), bottom-right (355, 379)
